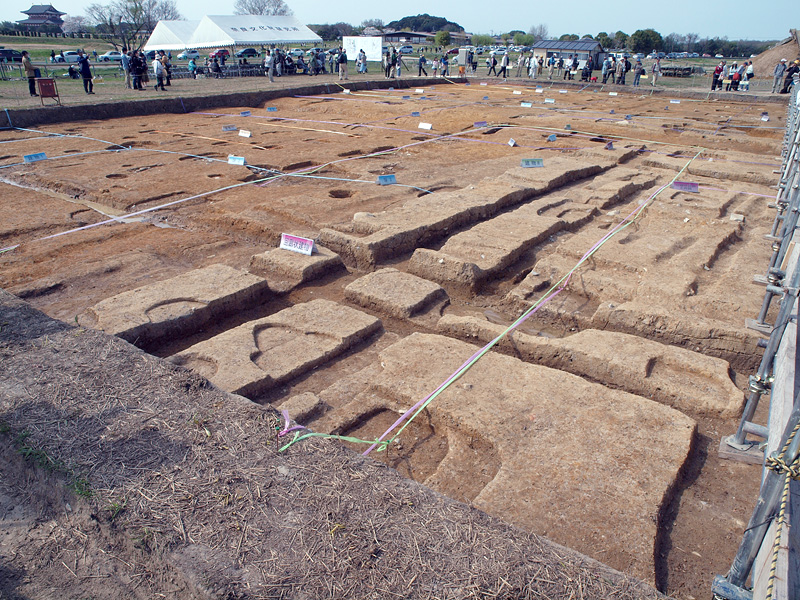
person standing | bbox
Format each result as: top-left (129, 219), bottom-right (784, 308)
top-left (563, 54), bottom-right (572, 80)
top-left (498, 51), bottom-right (509, 78)
top-left (488, 53), bottom-right (498, 76)
top-left (711, 61), bottom-right (724, 91)
top-left (632, 60), bottom-right (644, 87)
top-left (152, 53), bottom-right (166, 90)
top-left (601, 55), bottom-right (610, 84)
top-left (161, 51), bottom-right (171, 86)
top-left (130, 51), bottom-right (143, 90)
top-left (615, 56), bottom-right (625, 84)
top-left (773, 58), bottom-right (788, 93)
top-left (651, 58), bottom-right (661, 87)
top-left (21, 51), bottom-right (38, 97)
top-left (77, 50), bottom-right (94, 94)
top-left (121, 51), bottom-right (131, 88)
top-left (418, 53), bottom-right (427, 77)
top-left (557, 55), bottom-right (564, 78)
top-left (548, 55), bottom-right (555, 79)
top-left (263, 50), bottom-right (274, 82)
top-left (338, 47), bottom-right (348, 80)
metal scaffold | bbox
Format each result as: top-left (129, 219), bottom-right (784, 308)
top-left (715, 83), bottom-right (800, 600)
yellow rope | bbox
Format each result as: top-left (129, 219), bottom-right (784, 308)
top-left (764, 419), bottom-right (800, 600)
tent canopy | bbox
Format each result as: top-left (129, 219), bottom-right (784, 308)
top-left (144, 15), bottom-right (321, 51)
top-left (143, 20), bottom-right (199, 51)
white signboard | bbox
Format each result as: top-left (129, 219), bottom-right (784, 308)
top-left (343, 35), bottom-right (382, 63)
top-left (280, 233), bottom-right (314, 255)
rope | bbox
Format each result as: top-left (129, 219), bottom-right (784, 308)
top-left (278, 149), bottom-right (704, 455)
top-left (764, 419), bottom-right (800, 600)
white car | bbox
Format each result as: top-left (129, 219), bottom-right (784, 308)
top-left (288, 48), bottom-right (304, 57)
top-left (98, 50), bottom-right (123, 62)
top-left (178, 49), bottom-right (200, 60)
top-left (54, 50), bottom-right (81, 63)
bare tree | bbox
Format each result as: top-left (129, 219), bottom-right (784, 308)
top-left (528, 24), bottom-right (549, 42)
top-left (233, 0), bottom-right (292, 16)
top-left (685, 32), bottom-right (699, 52)
top-left (361, 18), bottom-right (383, 29)
top-left (86, 0), bottom-right (182, 50)
top-left (62, 15), bottom-right (91, 33)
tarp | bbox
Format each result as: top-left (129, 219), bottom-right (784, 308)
top-left (185, 15), bottom-right (321, 49)
top-left (143, 20), bottom-right (199, 51)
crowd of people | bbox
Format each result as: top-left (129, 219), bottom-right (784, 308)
top-left (22, 44), bottom-right (800, 97)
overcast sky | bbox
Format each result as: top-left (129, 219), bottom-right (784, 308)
top-left (3, 0), bottom-right (793, 42)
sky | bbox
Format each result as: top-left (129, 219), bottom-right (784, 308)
top-left (3, 0), bottom-right (794, 42)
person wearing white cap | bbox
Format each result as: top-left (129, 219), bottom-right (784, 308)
top-left (773, 58), bottom-right (788, 93)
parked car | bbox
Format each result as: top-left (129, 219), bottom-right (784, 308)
top-left (715, 54), bottom-right (724, 58)
top-left (235, 47), bottom-right (259, 58)
top-left (177, 49), bottom-right (200, 60)
top-left (306, 47), bottom-right (324, 56)
top-left (398, 44), bottom-right (414, 54)
top-left (475, 46), bottom-right (484, 54)
top-left (287, 48), bottom-right (304, 57)
top-left (209, 48), bottom-right (230, 59)
top-left (446, 48), bottom-right (459, 55)
top-left (98, 50), bottom-right (123, 62)
top-left (144, 50), bottom-right (157, 60)
top-left (53, 50), bottom-right (82, 63)
top-left (0, 48), bottom-right (23, 63)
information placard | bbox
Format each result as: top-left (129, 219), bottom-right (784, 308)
top-left (227, 155), bottom-right (246, 166)
top-left (23, 152), bottom-right (47, 163)
top-left (267, 107), bottom-right (278, 112)
top-left (508, 138), bottom-right (516, 147)
top-left (342, 89), bottom-right (351, 94)
top-left (415, 88), bottom-right (424, 93)
top-left (535, 88), bottom-right (543, 93)
top-left (544, 98), bottom-right (555, 104)
top-left (474, 121), bottom-right (487, 127)
top-left (239, 130), bottom-right (252, 138)
top-left (222, 125), bottom-right (238, 132)
top-left (418, 122), bottom-right (433, 130)
top-left (670, 100), bottom-right (680, 104)
top-left (240, 110), bottom-right (252, 117)
top-left (547, 134), bottom-right (557, 141)
top-left (520, 101), bottom-right (532, 107)
top-left (377, 174), bottom-right (397, 185)
top-left (411, 111), bottom-right (421, 117)
top-left (513, 90), bottom-right (522, 95)
top-left (521, 158), bottom-right (544, 168)
top-left (609, 91), bottom-right (618, 96)
top-left (402, 95), bottom-right (410, 99)
top-left (671, 181), bottom-right (699, 193)
top-left (559, 90), bottom-right (568, 94)
top-left (280, 233), bottom-right (314, 256)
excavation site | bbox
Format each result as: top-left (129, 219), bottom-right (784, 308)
top-left (0, 79), bottom-right (789, 599)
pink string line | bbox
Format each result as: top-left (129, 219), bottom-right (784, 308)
top-left (363, 183), bottom-right (666, 456)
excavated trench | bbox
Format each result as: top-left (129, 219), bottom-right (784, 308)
top-left (0, 83), bottom-right (786, 597)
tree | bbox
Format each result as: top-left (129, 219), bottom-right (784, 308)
top-left (62, 15), bottom-right (92, 33)
top-left (386, 14), bottom-right (463, 33)
top-left (684, 32), bottom-right (698, 52)
top-left (309, 22), bottom-right (353, 40)
top-left (514, 33), bottom-right (534, 46)
top-left (596, 31), bottom-right (611, 48)
top-left (559, 33), bottom-right (579, 41)
top-left (471, 34), bottom-right (494, 46)
top-left (528, 23), bottom-right (548, 41)
top-left (361, 18), bottom-right (383, 29)
top-left (86, 0), bottom-right (183, 50)
top-left (629, 28), bottom-right (663, 53)
top-left (612, 30), bottom-right (628, 48)
top-left (435, 30), bottom-right (451, 47)
top-left (234, 0), bottom-right (291, 15)
top-left (501, 33), bottom-right (510, 44)
top-left (663, 32), bottom-right (683, 53)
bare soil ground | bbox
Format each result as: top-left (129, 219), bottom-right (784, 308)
top-left (0, 79), bottom-right (788, 598)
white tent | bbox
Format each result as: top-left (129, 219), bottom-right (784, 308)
top-left (143, 16), bottom-right (321, 52)
top-left (186, 15), bottom-right (321, 49)
top-left (143, 20), bottom-right (199, 51)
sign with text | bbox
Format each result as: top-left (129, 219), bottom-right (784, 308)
top-left (222, 125), bottom-right (238, 132)
top-left (521, 158), bottom-right (544, 168)
top-left (377, 174), bottom-right (397, 185)
top-left (402, 95), bottom-right (410, 99)
top-left (508, 138), bottom-right (516, 147)
top-left (544, 98), bottom-right (555, 104)
top-left (418, 122), bottom-right (433, 130)
top-left (227, 155), bottom-right (246, 166)
top-left (670, 100), bottom-right (680, 104)
top-left (671, 181), bottom-right (699, 193)
top-left (608, 91), bottom-right (618, 96)
top-left (535, 88), bottom-right (543, 93)
top-left (240, 110), bottom-right (251, 117)
top-left (559, 90), bottom-right (568, 94)
top-left (23, 152), bottom-right (47, 163)
top-left (342, 89), bottom-right (351, 94)
top-left (415, 88), bottom-right (424, 93)
top-left (520, 101), bottom-right (532, 107)
top-left (267, 107), bottom-right (277, 112)
top-left (513, 90), bottom-right (522, 95)
top-left (411, 111), bottom-right (421, 117)
top-left (480, 82), bottom-right (487, 86)
top-left (280, 233), bottom-right (314, 256)
top-left (238, 129), bottom-right (252, 138)
top-left (474, 121), bottom-right (488, 127)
